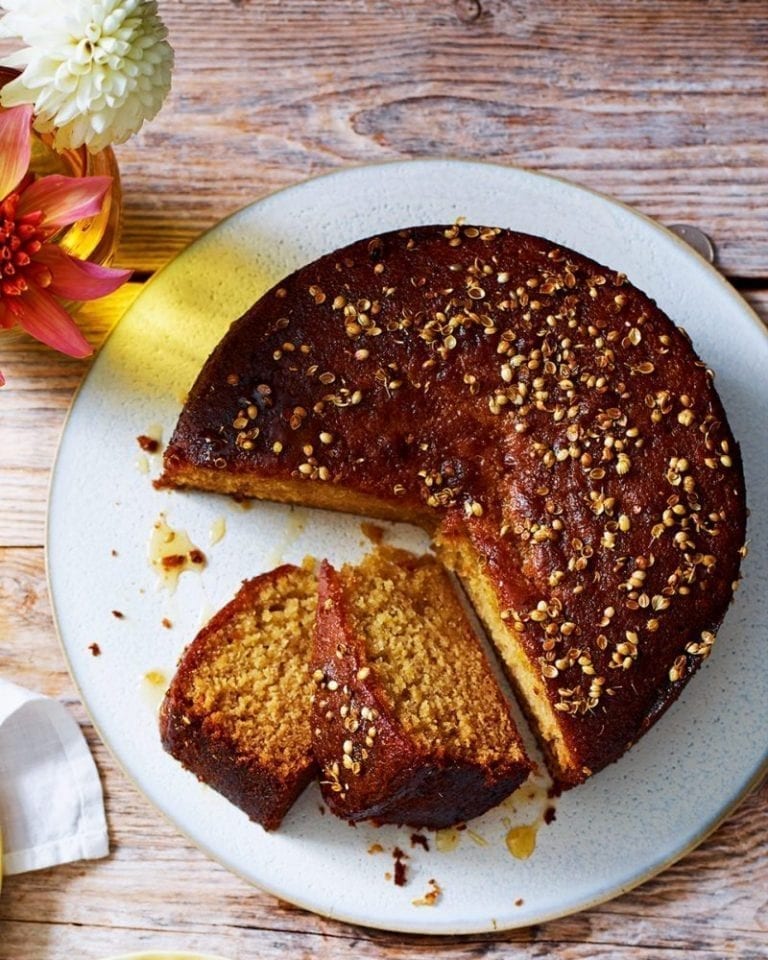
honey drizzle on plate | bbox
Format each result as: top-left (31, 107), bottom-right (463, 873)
top-left (149, 514), bottom-right (206, 592)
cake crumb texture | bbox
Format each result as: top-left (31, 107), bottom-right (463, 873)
top-left (160, 561), bottom-right (318, 830)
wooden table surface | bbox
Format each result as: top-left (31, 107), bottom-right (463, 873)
top-left (1, 2), bottom-right (767, 957)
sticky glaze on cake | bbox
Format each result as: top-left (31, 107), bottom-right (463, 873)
top-left (312, 548), bottom-right (531, 828)
top-left (159, 224), bottom-right (747, 786)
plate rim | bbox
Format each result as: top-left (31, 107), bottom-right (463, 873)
top-left (45, 158), bottom-right (768, 936)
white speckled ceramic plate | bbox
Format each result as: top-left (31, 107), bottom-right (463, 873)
top-left (48, 161), bottom-right (768, 934)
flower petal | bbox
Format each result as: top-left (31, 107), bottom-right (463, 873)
top-left (17, 174), bottom-right (112, 230)
top-left (33, 244), bottom-right (131, 300)
top-left (12, 282), bottom-right (93, 358)
top-left (0, 51), bottom-right (34, 74)
top-left (0, 104), bottom-right (32, 199)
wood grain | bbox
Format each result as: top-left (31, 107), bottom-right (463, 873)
top-left (1, 3), bottom-right (767, 957)
top-left (100, 0), bottom-right (768, 276)
top-left (0, 286), bottom-right (140, 547)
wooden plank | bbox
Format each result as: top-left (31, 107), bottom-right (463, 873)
top-left (0, 547), bottom-right (69, 693)
top-left (5, 2), bottom-right (764, 275)
top-left (0, 286), bottom-right (141, 547)
top-left (7, 925), bottom-right (745, 960)
top-left (86, 0), bottom-right (768, 276)
top-left (0, 6), bottom-right (766, 950)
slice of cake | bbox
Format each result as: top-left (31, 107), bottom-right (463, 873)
top-left (160, 561), bottom-right (317, 830)
top-left (311, 548), bottom-right (532, 828)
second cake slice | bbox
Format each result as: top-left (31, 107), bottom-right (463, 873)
top-left (312, 548), bottom-right (532, 828)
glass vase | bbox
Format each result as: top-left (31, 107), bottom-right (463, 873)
top-left (0, 66), bottom-right (122, 268)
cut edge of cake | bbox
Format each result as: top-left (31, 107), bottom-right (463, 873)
top-left (310, 548), bottom-right (533, 828)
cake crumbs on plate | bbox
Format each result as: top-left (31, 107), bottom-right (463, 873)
top-left (393, 846), bottom-right (409, 886)
top-left (161, 617), bottom-right (173, 629)
top-left (136, 434), bottom-right (160, 454)
top-left (411, 832), bottom-right (430, 851)
top-left (412, 878), bottom-right (442, 907)
top-left (368, 842), bottom-right (384, 854)
top-left (112, 610), bottom-right (125, 619)
top-left (88, 643), bottom-right (101, 657)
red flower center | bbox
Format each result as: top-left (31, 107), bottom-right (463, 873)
top-left (0, 193), bottom-right (49, 305)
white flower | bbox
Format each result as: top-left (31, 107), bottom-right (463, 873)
top-left (0, 0), bottom-right (173, 152)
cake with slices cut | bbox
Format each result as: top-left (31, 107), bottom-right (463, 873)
top-left (311, 547), bottom-right (532, 828)
top-left (159, 561), bottom-right (317, 830)
top-left (159, 224), bottom-right (747, 787)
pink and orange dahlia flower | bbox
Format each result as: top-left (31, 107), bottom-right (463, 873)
top-left (0, 103), bottom-right (130, 385)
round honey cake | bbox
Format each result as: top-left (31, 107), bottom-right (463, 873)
top-left (160, 224), bottom-right (746, 787)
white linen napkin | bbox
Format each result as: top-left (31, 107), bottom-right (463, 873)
top-left (0, 678), bottom-right (109, 875)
